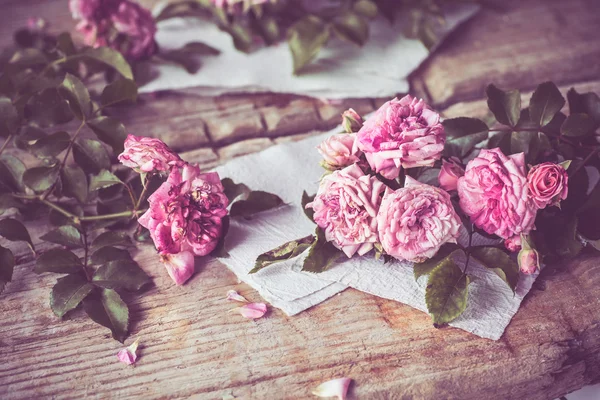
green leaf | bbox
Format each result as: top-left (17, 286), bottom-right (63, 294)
top-left (8, 48), bottom-right (47, 68)
top-left (0, 154), bottom-right (25, 192)
top-left (181, 41), bottom-right (221, 56)
top-left (83, 288), bottom-right (129, 342)
top-left (413, 244), bottom-right (463, 281)
top-left (0, 194), bottom-right (23, 215)
top-left (89, 169), bottom-right (122, 192)
top-left (0, 218), bottom-right (34, 252)
top-left (35, 249), bottom-right (83, 274)
top-left (61, 165), bottom-right (88, 203)
top-left (225, 23), bottom-right (254, 53)
top-left (301, 191), bottom-right (315, 222)
top-left (425, 257), bottom-right (470, 326)
top-left (25, 88), bottom-right (73, 128)
top-left (59, 73), bottom-right (91, 120)
top-left (555, 217), bottom-right (583, 258)
top-left (23, 165), bottom-right (59, 192)
top-left (0, 97), bottom-right (19, 137)
top-left (560, 113), bottom-right (596, 137)
top-left (91, 231), bottom-right (132, 250)
top-left (100, 78), bottom-right (138, 108)
top-left (86, 116), bottom-right (127, 154)
top-left (90, 246), bottom-right (132, 265)
top-left (78, 47), bottom-right (133, 80)
top-left (442, 117), bottom-right (489, 138)
top-left (50, 274), bottom-right (94, 318)
top-left (92, 260), bottom-right (151, 291)
top-left (529, 81), bottom-right (565, 127)
top-left (251, 234), bottom-right (315, 274)
top-left (230, 190), bottom-right (284, 218)
top-left (302, 228), bottom-right (341, 273)
top-left (354, 0), bottom-right (378, 18)
top-left (332, 12), bottom-right (369, 46)
top-left (287, 15), bottom-right (330, 74)
top-left (487, 131), bottom-right (511, 154)
top-left (40, 225), bottom-right (83, 248)
top-left (221, 178), bottom-right (250, 203)
top-left (56, 32), bottom-right (77, 56)
top-left (253, 16), bottom-right (280, 45)
top-left (567, 88), bottom-right (600, 127)
top-left (73, 138), bottom-right (110, 174)
top-left (0, 246), bottom-right (15, 294)
top-left (29, 131), bottom-right (71, 159)
top-left (471, 247), bottom-right (519, 292)
top-left (485, 84), bottom-right (521, 127)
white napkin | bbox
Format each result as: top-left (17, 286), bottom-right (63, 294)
top-left (142, 5), bottom-right (479, 98)
top-left (215, 128), bottom-right (538, 340)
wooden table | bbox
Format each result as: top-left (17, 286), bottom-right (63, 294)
top-left (1, 0), bottom-right (600, 398)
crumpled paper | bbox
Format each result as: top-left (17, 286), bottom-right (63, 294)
top-left (141, 5), bottom-right (479, 98)
top-left (215, 128), bottom-right (538, 340)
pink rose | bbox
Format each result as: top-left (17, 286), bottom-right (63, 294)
top-left (457, 148), bottom-right (537, 240)
top-left (377, 177), bottom-right (462, 263)
top-left (518, 235), bottom-right (539, 274)
top-left (504, 235), bottom-right (522, 252)
top-left (110, 1), bottom-right (157, 60)
top-left (69, 0), bottom-right (103, 20)
top-left (342, 108), bottom-right (363, 133)
top-left (354, 95), bottom-right (445, 179)
top-left (317, 134), bottom-right (361, 170)
top-left (307, 164), bottom-right (386, 258)
top-left (527, 162), bottom-right (569, 209)
top-left (118, 134), bottom-right (184, 173)
top-left (438, 157), bottom-right (465, 191)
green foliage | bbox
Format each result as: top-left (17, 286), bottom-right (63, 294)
top-left (92, 260), bottom-right (151, 291)
top-left (441, 117), bottom-right (489, 158)
top-left (40, 225), bottom-right (83, 248)
top-left (413, 244), bottom-right (463, 281)
top-left (425, 256), bottom-right (470, 326)
top-left (91, 231), bottom-right (133, 250)
top-left (251, 234), bottom-right (315, 273)
top-left (486, 84), bottom-right (521, 127)
top-left (50, 274), bottom-right (94, 318)
top-left (0, 245), bottom-right (15, 294)
top-left (0, 218), bottom-right (34, 252)
top-left (35, 249), bottom-right (83, 274)
top-left (301, 191), bottom-right (316, 222)
top-left (529, 81), bottom-right (565, 127)
top-left (471, 247), bottom-right (519, 292)
top-left (89, 169), bottom-right (123, 192)
top-left (288, 16), bottom-right (330, 75)
top-left (302, 228), bottom-right (342, 273)
top-left (83, 288), bottom-right (129, 342)
top-left (73, 138), bottom-right (111, 174)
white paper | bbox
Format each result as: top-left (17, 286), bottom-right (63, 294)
top-left (142, 5), bottom-right (479, 98)
top-left (215, 128), bottom-right (538, 340)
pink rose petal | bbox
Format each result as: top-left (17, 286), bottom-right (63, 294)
top-left (117, 339), bottom-right (139, 365)
top-left (161, 252), bottom-right (195, 285)
top-left (237, 303), bottom-right (267, 319)
top-left (226, 290), bottom-right (248, 303)
top-left (312, 378), bottom-right (352, 400)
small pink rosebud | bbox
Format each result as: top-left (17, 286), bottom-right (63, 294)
top-left (504, 235), bottom-right (522, 252)
top-left (312, 378), bottom-right (352, 400)
top-left (226, 290), bottom-right (248, 303)
top-left (237, 303), bottom-right (267, 319)
top-left (438, 158), bottom-right (465, 191)
top-left (117, 339), bottom-right (139, 365)
top-left (317, 134), bottom-right (361, 170)
top-left (160, 251), bottom-right (195, 285)
top-left (342, 108), bottom-right (363, 133)
top-left (518, 235), bottom-right (539, 274)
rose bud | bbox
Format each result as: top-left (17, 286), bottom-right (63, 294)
top-left (317, 134), bottom-right (361, 170)
top-left (342, 108), bottom-right (363, 133)
top-left (504, 235), bottom-right (522, 252)
top-left (438, 157), bottom-right (465, 191)
top-left (118, 134), bottom-right (184, 174)
top-left (527, 161), bottom-right (570, 209)
top-left (117, 339), bottom-right (140, 365)
top-left (518, 235), bottom-right (540, 274)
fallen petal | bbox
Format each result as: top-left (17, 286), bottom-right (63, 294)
top-left (117, 339), bottom-right (140, 365)
top-left (237, 303), bottom-right (267, 319)
top-left (312, 378), bottom-right (352, 400)
top-left (226, 290), bottom-right (248, 303)
top-left (160, 251), bottom-right (195, 285)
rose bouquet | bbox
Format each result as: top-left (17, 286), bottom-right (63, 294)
top-left (254, 82), bottom-right (600, 326)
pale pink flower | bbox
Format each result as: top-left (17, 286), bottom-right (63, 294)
top-left (312, 378), bottom-right (352, 400)
top-left (504, 235), bottom-right (522, 252)
top-left (110, 1), bottom-right (157, 60)
top-left (355, 95), bottom-right (445, 179)
top-left (377, 177), bottom-right (462, 263)
top-left (307, 164), bottom-right (386, 258)
top-left (438, 157), bottom-right (465, 192)
top-left (226, 290), bottom-right (248, 303)
top-left (160, 252), bottom-right (195, 286)
top-left (527, 162), bottom-right (569, 209)
top-left (118, 134), bottom-right (184, 174)
top-left (69, 0), bottom-right (104, 20)
top-left (518, 235), bottom-right (539, 274)
top-left (117, 339), bottom-right (139, 365)
top-left (139, 164), bottom-right (229, 256)
top-left (237, 303), bottom-right (267, 319)
top-left (317, 134), bottom-right (361, 170)
top-left (342, 108), bottom-right (363, 133)
top-left (457, 148), bottom-right (537, 240)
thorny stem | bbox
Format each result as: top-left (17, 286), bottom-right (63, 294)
top-left (0, 134), bottom-right (13, 156)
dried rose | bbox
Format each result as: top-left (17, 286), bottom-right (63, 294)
top-left (307, 164), bottom-right (386, 258)
top-left (355, 95), bottom-right (445, 179)
top-left (377, 177), bottom-right (462, 263)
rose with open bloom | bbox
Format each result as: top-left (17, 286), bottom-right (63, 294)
top-left (307, 164), bottom-right (386, 258)
top-left (354, 95), bottom-right (445, 179)
top-left (527, 162), bottom-right (569, 209)
top-left (118, 134), bottom-right (184, 173)
top-left (138, 164), bottom-right (229, 285)
top-left (317, 134), bottom-right (361, 170)
top-left (457, 148), bottom-right (537, 240)
top-left (438, 157), bottom-right (465, 191)
top-left (377, 177), bottom-right (462, 263)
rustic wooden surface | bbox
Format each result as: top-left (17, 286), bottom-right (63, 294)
top-left (1, 0), bottom-right (600, 399)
